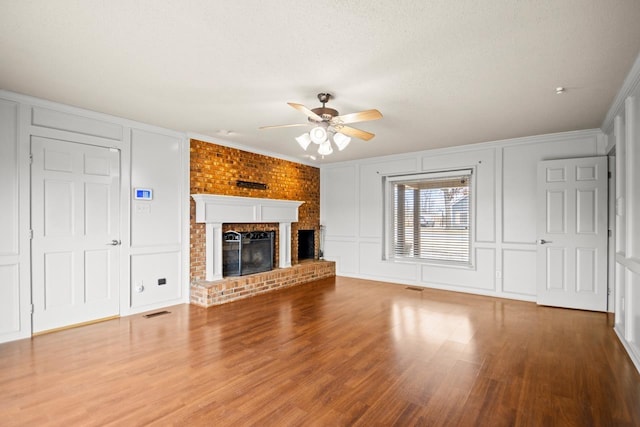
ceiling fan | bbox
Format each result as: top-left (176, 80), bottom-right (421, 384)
top-left (260, 93), bottom-right (382, 155)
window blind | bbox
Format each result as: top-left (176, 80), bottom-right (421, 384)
top-left (390, 170), bottom-right (471, 264)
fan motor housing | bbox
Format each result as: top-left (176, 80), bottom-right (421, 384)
top-left (311, 107), bottom-right (339, 120)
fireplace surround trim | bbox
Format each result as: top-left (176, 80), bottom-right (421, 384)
top-left (191, 194), bottom-right (304, 281)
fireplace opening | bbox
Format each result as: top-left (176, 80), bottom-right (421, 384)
top-left (298, 229), bottom-right (315, 261)
top-left (223, 231), bottom-right (274, 277)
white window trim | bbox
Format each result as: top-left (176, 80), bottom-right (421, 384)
top-left (382, 167), bottom-right (476, 268)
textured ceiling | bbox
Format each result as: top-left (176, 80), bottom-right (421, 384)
top-left (2, 1), bottom-right (640, 164)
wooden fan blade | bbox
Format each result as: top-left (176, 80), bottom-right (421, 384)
top-left (333, 109), bottom-right (382, 124)
top-left (337, 125), bottom-right (375, 141)
top-left (259, 123), bottom-right (310, 130)
top-left (288, 102), bottom-right (323, 121)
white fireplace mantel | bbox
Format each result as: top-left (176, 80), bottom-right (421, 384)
top-left (191, 194), bottom-right (304, 281)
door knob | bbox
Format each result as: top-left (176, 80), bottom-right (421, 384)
top-left (108, 239), bottom-right (121, 246)
top-left (539, 239), bottom-right (552, 245)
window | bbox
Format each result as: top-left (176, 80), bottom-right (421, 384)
top-left (385, 169), bottom-right (472, 265)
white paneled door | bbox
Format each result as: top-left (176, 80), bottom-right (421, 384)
top-left (31, 137), bottom-right (120, 333)
top-left (536, 157), bottom-right (608, 311)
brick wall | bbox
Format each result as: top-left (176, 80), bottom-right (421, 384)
top-left (190, 139), bottom-right (320, 281)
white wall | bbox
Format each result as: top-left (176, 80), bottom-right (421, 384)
top-left (0, 91), bottom-right (190, 344)
top-left (603, 52), bottom-right (640, 373)
top-left (321, 130), bottom-right (604, 301)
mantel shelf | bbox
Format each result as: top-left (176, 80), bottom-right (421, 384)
top-left (191, 194), bottom-right (304, 224)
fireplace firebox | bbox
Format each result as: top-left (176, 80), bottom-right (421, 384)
top-left (298, 229), bottom-right (315, 261)
top-left (223, 231), bottom-right (274, 277)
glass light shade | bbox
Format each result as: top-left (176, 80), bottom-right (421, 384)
top-left (317, 140), bottom-right (333, 156)
top-left (309, 126), bottom-right (328, 144)
top-left (333, 132), bottom-right (351, 151)
top-left (295, 133), bottom-right (312, 150)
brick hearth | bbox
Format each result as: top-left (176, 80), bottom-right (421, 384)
top-left (190, 260), bottom-right (335, 308)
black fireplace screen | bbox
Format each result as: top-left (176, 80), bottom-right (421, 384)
top-left (223, 231), bottom-right (274, 277)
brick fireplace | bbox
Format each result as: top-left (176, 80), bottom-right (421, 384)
top-left (190, 139), bottom-right (321, 280)
top-left (191, 194), bottom-right (304, 281)
top-left (189, 139), bottom-right (334, 307)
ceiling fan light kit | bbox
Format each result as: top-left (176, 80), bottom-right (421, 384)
top-left (309, 126), bottom-right (328, 144)
top-left (333, 132), bottom-right (351, 151)
top-left (296, 128), bottom-right (351, 155)
top-left (261, 92), bottom-right (382, 157)
top-left (295, 133), bottom-right (312, 150)
top-left (318, 140), bottom-right (333, 156)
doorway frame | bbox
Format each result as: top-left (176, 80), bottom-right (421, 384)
top-left (26, 121), bottom-right (132, 335)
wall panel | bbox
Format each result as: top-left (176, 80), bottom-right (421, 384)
top-left (131, 251), bottom-right (182, 309)
top-left (323, 165), bottom-right (357, 238)
top-left (324, 240), bottom-right (358, 275)
top-left (502, 249), bottom-right (537, 296)
top-left (421, 248), bottom-right (495, 291)
top-left (0, 264), bottom-right (20, 335)
top-left (32, 107), bottom-right (123, 140)
top-left (0, 100), bottom-right (19, 255)
top-left (358, 241), bottom-right (418, 282)
top-left (131, 129), bottom-right (183, 248)
top-left (626, 96), bottom-right (640, 259)
top-left (0, 99), bottom-right (24, 343)
top-left (629, 269), bottom-right (640, 354)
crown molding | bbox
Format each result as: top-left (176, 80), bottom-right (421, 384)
top-left (320, 128), bottom-right (603, 169)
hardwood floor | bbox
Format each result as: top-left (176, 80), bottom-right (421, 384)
top-left (1, 276), bottom-right (639, 426)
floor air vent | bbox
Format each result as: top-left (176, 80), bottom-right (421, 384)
top-left (405, 287), bottom-right (424, 292)
top-left (143, 310), bottom-right (171, 318)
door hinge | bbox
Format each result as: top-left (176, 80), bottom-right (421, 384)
top-left (608, 229), bottom-right (612, 238)
top-left (29, 229), bottom-right (33, 239)
top-left (29, 153), bottom-right (33, 165)
top-left (30, 304), bottom-right (34, 314)
top-left (608, 171), bottom-right (612, 179)
top-left (607, 288), bottom-right (611, 296)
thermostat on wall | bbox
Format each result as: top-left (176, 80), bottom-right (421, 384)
top-left (134, 188), bottom-right (153, 200)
